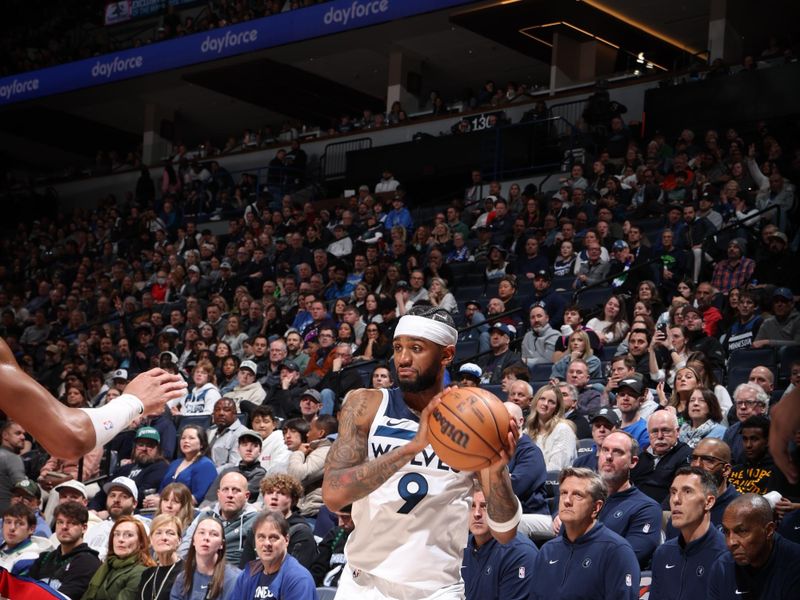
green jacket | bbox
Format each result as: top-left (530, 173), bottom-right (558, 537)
top-left (81, 554), bottom-right (149, 600)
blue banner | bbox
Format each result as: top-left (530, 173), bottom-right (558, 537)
top-left (104, 0), bottom-right (202, 26)
top-left (0, 0), bottom-right (477, 106)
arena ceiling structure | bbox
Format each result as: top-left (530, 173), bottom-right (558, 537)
top-left (0, 0), bottom-right (793, 173)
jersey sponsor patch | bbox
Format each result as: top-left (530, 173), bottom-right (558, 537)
top-left (518, 566), bottom-right (526, 579)
top-left (643, 523), bottom-right (651, 533)
top-left (626, 573), bottom-right (632, 587)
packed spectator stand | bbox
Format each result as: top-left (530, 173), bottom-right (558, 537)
top-left (1, 19), bottom-right (800, 600)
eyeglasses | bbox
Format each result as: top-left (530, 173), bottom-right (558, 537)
top-left (688, 454), bottom-right (728, 467)
top-left (735, 400), bottom-right (767, 408)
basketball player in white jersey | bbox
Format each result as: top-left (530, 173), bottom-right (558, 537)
top-left (323, 306), bottom-right (520, 600)
top-left (0, 338), bottom-right (186, 458)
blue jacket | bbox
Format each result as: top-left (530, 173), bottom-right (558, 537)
top-left (159, 456), bottom-right (217, 505)
top-left (777, 508), bottom-right (800, 544)
top-left (649, 523), bottom-right (728, 600)
top-left (664, 484), bottom-right (740, 538)
top-left (507, 434), bottom-right (549, 515)
top-left (230, 555), bottom-right (318, 600)
top-left (622, 419), bottom-right (650, 451)
top-left (530, 521), bottom-right (640, 600)
top-left (598, 485), bottom-right (662, 568)
top-left (708, 533), bottom-right (800, 600)
top-left (462, 533), bottom-right (537, 600)
top-left (572, 451), bottom-right (598, 471)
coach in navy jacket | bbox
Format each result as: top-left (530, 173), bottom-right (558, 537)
top-left (708, 494), bottom-right (800, 600)
top-left (650, 467), bottom-right (728, 600)
top-left (462, 487), bottom-right (536, 600)
top-left (531, 467), bottom-right (639, 600)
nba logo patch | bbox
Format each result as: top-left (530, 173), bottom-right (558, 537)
top-left (518, 567), bottom-right (526, 579)
top-left (352, 569), bottom-right (361, 579)
top-left (102, 420), bottom-right (114, 430)
top-left (643, 523), bottom-right (651, 533)
top-left (625, 574), bottom-right (632, 587)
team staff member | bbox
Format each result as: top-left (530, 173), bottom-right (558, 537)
top-left (531, 468), bottom-right (640, 600)
top-left (323, 306), bottom-right (520, 600)
top-left (0, 338), bottom-right (186, 459)
top-left (709, 494), bottom-right (800, 599)
top-left (462, 486), bottom-right (537, 600)
top-left (649, 467), bottom-right (728, 600)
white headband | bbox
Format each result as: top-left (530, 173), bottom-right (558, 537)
top-left (394, 315), bottom-right (458, 347)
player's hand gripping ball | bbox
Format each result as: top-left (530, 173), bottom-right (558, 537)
top-left (427, 387), bottom-right (510, 471)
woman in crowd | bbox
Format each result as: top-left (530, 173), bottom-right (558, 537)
top-left (351, 281), bottom-right (370, 311)
top-left (427, 277), bottom-right (458, 315)
top-left (137, 514), bottom-right (183, 600)
top-left (635, 280), bottom-right (664, 317)
top-left (678, 387), bottom-right (727, 447)
top-left (261, 303), bottom-right (286, 339)
top-left (61, 381), bottom-right (91, 408)
top-left (169, 516), bottom-right (240, 600)
top-left (659, 365), bottom-right (701, 425)
top-left (446, 232), bottom-right (473, 263)
top-left (586, 295), bottom-right (629, 344)
top-left (362, 293), bottom-right (383, 325)
top-left (336, 321), bottom-right (358, 352)
top-left (353, 322), bottom-right (390, 362)
top-left (686, 351), bottom-right (733, 421)
top-left (550, 331), bottom-right (603, 380)
top-left (370, 363), bottom-right (394, 389)
top-left (175, 360), bottom-right (220, 415)
top-left (676, 279), bottom-right (695, 303)
top-left (484, 246), bottom-right (511, 282)
top-left (552, 240), bottom-right (577, 278)
top-left (148, 483), bottom-right (195, 531)
top-left (229, 512), bottom-right (317, 599)
top-left (221, 315), bottom-right (248, 359)
top-left (331, 298), bottom-right (348, 326)
top-left (82, 517), bottom-right (154, 600)
top-left (216, 355), bottom-right (240, 396)
top-left (213, 341), bottom-right (232, 361)
top-left (650, 324), bottom-right (690, 387)
top-left (158, 425), bottom-right (217, 505)
top-left (519, 196), bottom-right (541, 229)
top-left (525, 384), bottom-right (577, 470)
top-left (375, 263), bottom-right (401, 297)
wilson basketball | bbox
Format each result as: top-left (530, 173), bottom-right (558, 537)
top-left (427, 386), bottom-right (510, 471)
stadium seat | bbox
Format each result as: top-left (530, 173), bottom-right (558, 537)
top-left (529, 363), bottom-right (554, 381)
top-left (772, 389), bottom-right (786, 405)
top-left (728, 348), bottom-right (776, 372)
top-left (455, 339), bottom-right (480, 363)
top-left (316, 587), bottom-right (338, 600)
top-left (575, 287), bottom-right (611, 312)
top-left (726, 366), bottom-right (751, 393)
top-left (551, 276), bottom-right (575, 291)
top-left (544, 469), bottom-right (561, 498)
top-left (237, 413), bottom-right (247, 425)
top-left (576, 438), bottom-right (595, 456)
top-left (484, 384), bottom-right (506, 402)
top-left (454, 285), bottom-right (487, 301)
top-left (177, 415), bottom-right (212, 431)
top-left (599, 345), bottom-right (619, 361)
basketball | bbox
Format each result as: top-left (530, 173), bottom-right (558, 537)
top-left (426, 386), bottom-right (510, 471)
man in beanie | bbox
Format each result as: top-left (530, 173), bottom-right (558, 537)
top-left (711, 238), bottom-right (755, 294)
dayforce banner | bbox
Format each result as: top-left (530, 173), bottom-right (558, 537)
top-left (0, 0), bottom-right (476, 106)
top-left (104, 0), bottom-right (201, 26)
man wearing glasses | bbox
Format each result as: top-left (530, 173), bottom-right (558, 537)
top-left (723, 382), bottom-right (770, 465)
top-left (752, 287), bottom-right (799, 348)
top-left (631, 410), bottom-right (692, 504)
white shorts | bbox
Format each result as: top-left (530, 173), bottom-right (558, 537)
top-left (335, 566), bottom-right (465, 600)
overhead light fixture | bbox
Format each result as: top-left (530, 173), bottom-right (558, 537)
top-left (636, 52), bottom-right (645, 64)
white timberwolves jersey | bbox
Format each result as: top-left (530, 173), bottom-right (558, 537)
top-left (345, 388), bottom-right (473, 593)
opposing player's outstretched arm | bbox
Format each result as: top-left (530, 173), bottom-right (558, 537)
top-left (478, 422), bottom-right (521, 544)
top-left (323, 389), bottom-right (427, 512)
top-left (770, 386), bottom-right (800, 483)
top-left (0, 339), bottom-right (185, 459)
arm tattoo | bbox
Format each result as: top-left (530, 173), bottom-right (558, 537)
top-left (484, 468), bottom-right (518, 523)
top-left (324, 393), bottom-right (413, 504)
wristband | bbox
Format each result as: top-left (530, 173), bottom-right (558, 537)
top-left (80, 393), bottom-right (144, 448)
top-left (485, 498), bottom-right (522, 533)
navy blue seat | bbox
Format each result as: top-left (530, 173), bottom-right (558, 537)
top-left (177, 414), bottom-right (211, 431)
top-left (529, 363), bottom-right (554, 381)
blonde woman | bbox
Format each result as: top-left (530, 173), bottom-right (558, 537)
top-left (427, 277), bottom-right (458, 315)
top-left (525, 384), bottom-right (577, 470)
top-left (657, 365), bottom-right (701, 426)
top-left (137, 514), bottom-right (183, 600)
top-left (550, 330), bottom-right (602, 380)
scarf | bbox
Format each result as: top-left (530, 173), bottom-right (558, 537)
top-left (679, 419), bottom-right (718, 448)
top-left (83, 554), bottom-right (141, 600)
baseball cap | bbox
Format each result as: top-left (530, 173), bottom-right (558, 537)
top-left (45, 344), bottom-right (60, 354)
top-left (773, 287), bottom-right (794, 300)
top-left (280, 360), bottom-right (300, 373)
top-left (220, 261), bottom-right (232, 269)
top-left (187, 265), bottom-right (200, 273)
top-left (300, 389), bottom-right (322, 403)
top-left (489, 323), bottom-right (516, 337)
top-left (12, 479), bottom-right (41, 499)
top-left (135, 426), bottom-right (161, 443)
top-left (54, 480), bottom-right (88, 499)
top-left (768, 231), bottom-right (788, 244)
top-left (396, 280), bottom-right (410, 290)
top-left (239, 360), bottom-right (258, 373)
top-left (465, 299), bottom-right (482, 311)
top-left (159, 351), bottom-right (178, 364)
top-left (617, 377), bottom-right (644, 396)
top-left (590, 407), bottom-right (621, 428)
top-left (111, 368), bottom-right (128, 381)
top-left (458, 363), bottom-right (482, 379)
top-left (161, 327), bottom-right (180, 337)
top-left (238, 428), bottom-right (263, 445)
top-left (533, 269), bottom-right (551, 281)
top-left (728, 238), bottom-right (747, 251)
top-left (103, 476), bottom-right (138, 501)
top-left (613, 240), bottom-right (629, 251)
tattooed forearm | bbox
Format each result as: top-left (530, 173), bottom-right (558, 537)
top-left (325, 444), bottom-right (414, 500)
top-left (483, 468), bottom-right (517, 523)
